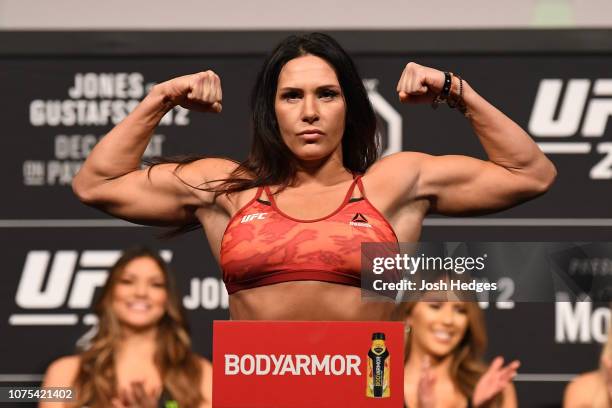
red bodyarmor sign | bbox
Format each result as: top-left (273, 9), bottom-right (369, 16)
top-left (213, 321), bottom-right (404, 407)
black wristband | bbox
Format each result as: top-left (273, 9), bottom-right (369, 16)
top-left (432, 71), bottom-right (453, 109)
top-left (441, 71), bottom-right (452, 98)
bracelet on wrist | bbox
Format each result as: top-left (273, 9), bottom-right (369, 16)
top-left (431, 71), bottom-right (452, 109)
top-left (432, 72), bottom-right (470, 118)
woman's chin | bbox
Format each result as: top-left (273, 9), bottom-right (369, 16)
top-left (425, 344), bottom-right (456, 359)
top-left (118, 316), bottom-right (162, 331)
top-left (292, 148), bottom-right (335, 163)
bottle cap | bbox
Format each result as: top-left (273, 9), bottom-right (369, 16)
top-left (372, 332), bottom-right (385, 340)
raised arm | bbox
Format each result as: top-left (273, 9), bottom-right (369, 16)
top-left (386, 62), bottom-right (556, 216)
top-left (472, 356), bottom-right (519, 408)
top-left (72, 71), bottom-right (233, 226)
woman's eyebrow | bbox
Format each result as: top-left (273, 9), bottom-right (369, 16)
top-left (316, 84), bottom-right (341, 89)
top-left (277, 87), bottom-right (302, 92)
top-left (278, 84), bottom-right (340, 92)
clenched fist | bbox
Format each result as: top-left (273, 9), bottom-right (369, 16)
top-left (157, 70), bottom-right (223, 113)
top-left (396, 62), bottom-right (452, 104)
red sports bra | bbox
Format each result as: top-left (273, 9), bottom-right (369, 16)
top-left (220, 175), bottom-right (399, 294)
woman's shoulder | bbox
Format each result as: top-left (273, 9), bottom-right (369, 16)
top-left (197, 355), bottom-right (212, 367)
top-left (567, 370), bottom-right (601, 390)
top-left (364, 151), bottom-right (430, 184)
top-left (189, 157), bottom-right (239, 171)
top-left (362, 151), bottom-right (432, 208)
top-left (46, 354), bottom-right (82, 374)
top-left (43, 354), bottom-right (82, 387)
top-left (197, 355), bottom-right (213, 378)
top-left (564, 370), bottom-right (602, 405)
top-left (367, 151), bottom-right (428, 171)
top-left (178, 157), bottom-right (240, 183)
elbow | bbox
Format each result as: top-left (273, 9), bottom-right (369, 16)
top-left (72, 172), bottom-right (98, 205)
top-left (528, 160), bottom-right (557, 196)
top-left (539, 159), bottom-right (557, 193)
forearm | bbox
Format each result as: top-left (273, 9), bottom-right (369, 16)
top-left (458, 78), bottom-right (556, 182)
top-left (74, 85), bottom-right (173, 187)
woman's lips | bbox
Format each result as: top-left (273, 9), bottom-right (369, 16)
top-left (297, 131), bottom-right (324, 141)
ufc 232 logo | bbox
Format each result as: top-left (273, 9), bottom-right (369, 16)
top-left (10, 250), bottom-right (228, 327)
top-left (11, 250), bottom-right (172, 326)
top-left (529, 79), bottom-right (612, 179)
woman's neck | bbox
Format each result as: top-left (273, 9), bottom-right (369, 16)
top-left (116, 326), bottom-right (158, 357)
top-left (405, 342), bottom-right (455, 380)
top-left (292, 150), bottom-right (350, 187)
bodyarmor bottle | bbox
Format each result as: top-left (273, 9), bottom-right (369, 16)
top-left (366, 332), bottom-right (390, 398)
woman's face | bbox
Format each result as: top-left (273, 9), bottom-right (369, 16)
top-left (407, 301), bottom-right (470, 358)
top-left (111, 256), bottom-right (168, 330)
top-left (274, 54), bottom-right (346, 164)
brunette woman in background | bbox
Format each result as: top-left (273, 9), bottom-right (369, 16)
top-left (40, 247), bottom-right (212, 408)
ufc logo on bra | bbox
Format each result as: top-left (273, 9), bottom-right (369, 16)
top-left (241, 213), bottom-right (267, 223)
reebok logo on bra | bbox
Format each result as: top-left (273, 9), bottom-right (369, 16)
top-left (241, 212), bottom-right (268, 223)
top-left (350, 213), bottom-right (372, 228)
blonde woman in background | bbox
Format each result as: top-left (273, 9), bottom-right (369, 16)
top-left (564, 324), bottom-right (612, 407)
top-left (40, 247), bottom-right (212, 408)
top-left (397, 300), bottom-right (519, 408)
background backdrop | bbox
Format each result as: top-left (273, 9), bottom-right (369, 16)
top-left (0, 29), bottom-right (611, 407)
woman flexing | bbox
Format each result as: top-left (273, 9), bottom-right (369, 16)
top-left (72, 33), bottom-right (556, 321)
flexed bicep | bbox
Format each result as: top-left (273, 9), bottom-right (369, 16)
top-left (417, 154), bottom-right (551, 215)
top-left (76, 158), bottom-right (235, 226)
top-left (393, 61), bottom-right (556, 216)
top-left (72, 70), bottom-right (228, 226)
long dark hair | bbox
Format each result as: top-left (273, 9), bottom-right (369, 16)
top-left (151, 32), bottom-right (379, 234)
top-left (73, 247), bottom-right (203, 408)
top-left (242, 32), bottom-right (379, 187)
